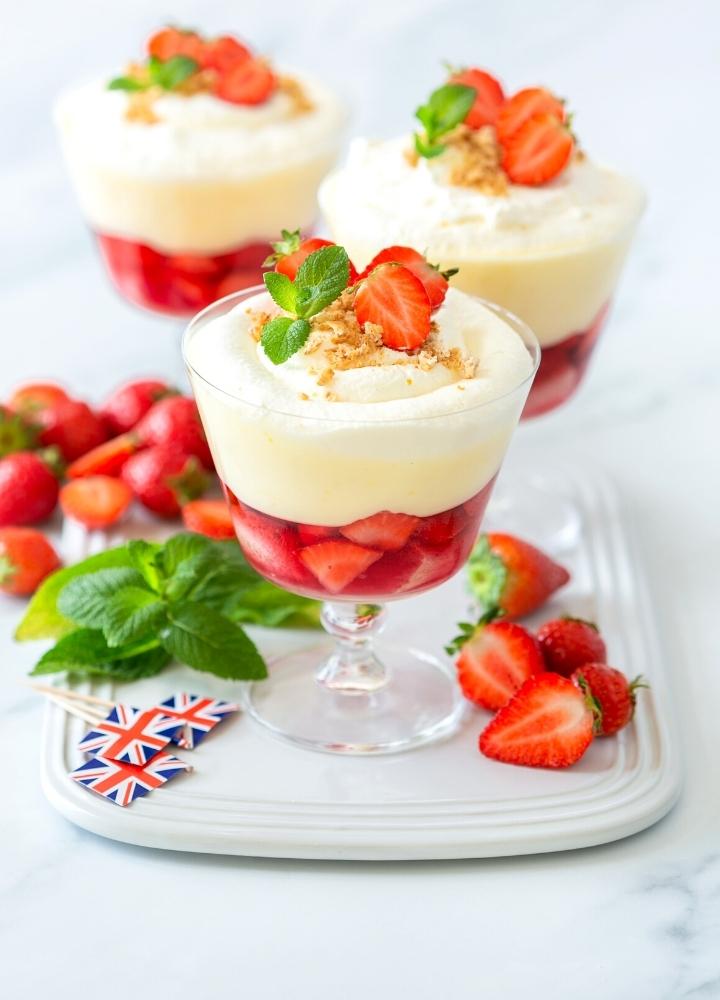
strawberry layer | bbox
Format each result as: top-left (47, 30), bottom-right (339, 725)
top-left (224, 480), bottom-right (494, 601)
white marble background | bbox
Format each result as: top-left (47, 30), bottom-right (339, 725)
top-left (1, 0), bottom-right (719, 997)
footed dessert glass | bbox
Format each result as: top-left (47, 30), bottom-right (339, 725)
top-left (183, 288), bottom-right (539, 754)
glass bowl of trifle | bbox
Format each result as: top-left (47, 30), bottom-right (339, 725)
top-left (55, 26), bottom-right (346, 317)
top-left (319, 67), bottom-right (645, 419)
top-left (183, 236), bottom-right (539, 754)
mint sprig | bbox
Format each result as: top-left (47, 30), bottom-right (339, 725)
top-left (414, 83), bottom-right (476, 158)
top-left (261, 244), bottom-right (350, 365)
top-left (17, 532), bottom-right (322, 683)
top-left (108, 54), bottom-right (199, 94)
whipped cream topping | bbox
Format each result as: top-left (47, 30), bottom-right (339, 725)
top-left (319, 136), bottom-right (645, 259)
top-left (55, 73), bottom-right (347, 181)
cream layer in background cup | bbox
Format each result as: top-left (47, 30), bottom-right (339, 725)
top-left (319, 69), bottom-right (645, 416)
top-left (56, 27), bottom-right (347, 316)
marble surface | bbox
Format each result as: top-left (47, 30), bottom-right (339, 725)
top-left (1, 0), bottom-right (719, 997)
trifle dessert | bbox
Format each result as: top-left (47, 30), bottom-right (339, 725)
top-left (319, 68), bottom-right (645, 417)
top-left (183, 236), bottom-right (538, 753)
top-left (56, 26), bottom-right (346, 316)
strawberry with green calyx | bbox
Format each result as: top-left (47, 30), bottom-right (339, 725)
top-left (7, 382), bottom-right (70, 416)
top-left (0, 405), bottom-right (39, 458)
top-left (36, 398), bottom-right (107, 462)
top-left (572, 664), bottom-right (647, 736)
top-left (359, 246), bottom-right (457, 308)
top-left (467, 532), bottom-right (570, 619)
top-left (0, 528), bottom-right (61, 596)
top-left (537, 616), bottom-right (607, 677)
top-left (264, 230), bottom-right (336, 278)
top-left (122, 445), bottom-right (209, 518)
top-left (447, 608), bottom-right (544, 711)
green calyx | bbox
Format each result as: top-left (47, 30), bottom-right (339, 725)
top-left (0, 555), bottom-right (17, 587)
top-left (260, 243), bottom-right (351, 365)
top-left (108, 54), bottom-right (199, 94)
top-left (444, 606), bottom-right (504, 656)
top-left (167, 456), bottom-right (210, 506)
top-left (263, 229), bottom-right (302, 267)
top-left (0, 406), bottom-right (39, 458)
top-left (574, 674), bottom-right (604, 734)
top-left (561, 614), bottom-right (599, 632)
top-left (414, 82), bottom-right (476, 159)
top-left (466, 534), bottom-right (508, 611)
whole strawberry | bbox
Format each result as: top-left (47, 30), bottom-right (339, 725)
top-left (572, 664), bottom-right (645, 736)
top-left (100, 379), bottom-right (174, 436)
top-left (136, 396), bottom-right (213, 470)
top-left (537, 617), bottom-right (607, 677)
top-left (122, 445), bottom-right (209, 518)
top-left (0, 527), bottom-right (61, 595)
top-left (0, 452), bottom-right (59, 526)
top-left (37, 398), bottom-right (107, 462)
top-left (468, 533), bottom-right (570, 619)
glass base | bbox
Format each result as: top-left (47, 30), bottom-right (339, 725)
top-left (484, 470), bottom-right (582, 554)
top-left (246, 642), bottom-right (464, 755)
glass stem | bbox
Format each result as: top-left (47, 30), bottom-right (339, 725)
top-left (316, 602), bottom-right (388, 694)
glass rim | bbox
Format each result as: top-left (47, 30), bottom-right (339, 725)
top-left (181, 285), bottom-right (540, 425)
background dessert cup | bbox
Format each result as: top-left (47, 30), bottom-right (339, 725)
top-left (183, 287), bottom-right (539, 754)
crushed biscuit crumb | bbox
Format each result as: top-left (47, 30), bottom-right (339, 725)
top-left (277, 75), bottom-right (314, 115)
top-left (298, 392), bottom-right (310, 401)
top-left (317, 368), bottom-right (334, 387)
top-left (444, 124), bottom-right (508, 194)
top-left (247, 310), bottom-right (272, 342)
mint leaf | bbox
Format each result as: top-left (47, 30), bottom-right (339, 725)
top-left (162, 602), bottom-right (267, 680)
top-left (108, 76), bottom-right (146, 92)
top-left (128, 539), bottom-right (164, 591)
top-left (31, 629), bottom-right (164, 677)
top-left (261, 317), bottom-right (311, 365)
top-left (414, 133), bottom-right (447, 159)
top-left (57, 568), bottom-right (149, 629)
top-left (225, 581), bottom-right (321, 629)
top-left (148, 54), bottom-right (198, 90)
top-left (160, 532), bottom-right (212, 578)
top-left (294, 245), bottom-right (350, 318)
top-left (15, 547), bottom-right (135, 641)
top-left (263, 271), bottom-right (298, 313)
top-left (414, 83), bottom-right (475, 158)
top-left (103, 589), bottom-right (167, 647)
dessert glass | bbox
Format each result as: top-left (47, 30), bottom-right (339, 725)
top-left (183, 288), bottom-right (539, 754)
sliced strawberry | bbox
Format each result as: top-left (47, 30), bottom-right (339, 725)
top-left (201, 35), bottom-right (252, 72)
top-left (297, 523), bottom-right (337, 545)
top-left (496, 87), bottom-right (566, 144)
top-left (0, 527), bottom-right (60, 596)
top-left (415, 506), bottom-right (468, 546)
top-left (359, 246), bottom-right (454, 308)
top-left (537, 617), bottom-right (607, 677)
top-left (399, 538), bottom-right (466, 594)
top-left (468, 533), bottom-right (570, 619)
top-left (454, 617), bottom-right (544, 711)
top-left (449, 68), bottom-right (505, 128)
top-left (502, 112), bottom-right (574, 186)
top-left (299, 539), bottom-right (381, 594)
top-left (147, 27), bottom-right (204, 63)
top-left (572, 664), bottom-right (645, 737)
top-left (231, 503), bottom-right (310, 587)
top-left (60, 475), bottom-right (133, 530)
top-left (215, 57), bottom-right (276, 106)
top-left (354, 264), bottom-right (432, 351)
top-left (66, 434), bottom-right (139, 479)
top-left (348, 544), bottom-right (426, 596)
top-left (8, 382), bottom-right (69, 416)
top-left (479, 673), bottom-right (595, 768)
top-left (182, 499), bottom-right (235, 539)
top-left (340, 511), bottom-right (420, 551)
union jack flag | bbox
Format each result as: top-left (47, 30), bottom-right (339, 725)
top-left (77, 704), bottom-right (184, 766)
top-left (157, 692), bottom-right (240, 750)
top-left (69, 752), bottom-right (192, 807)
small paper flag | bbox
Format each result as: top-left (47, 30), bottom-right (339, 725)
top-left (70, 752), bottom-right (192, 807)
top-left (157, 693), bottom-right (240, 750)
top-left (77, 704), bottom-right (184, 766)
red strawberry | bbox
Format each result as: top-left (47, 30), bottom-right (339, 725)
top-left (60, 475), bottom-right (133, 530)
top-left (231, 503), bottom-right (310, 586)
top-left (537, 617), bottom-right (607, 677)
top-left (201, 35), bottom-right (252, 72)
top-left (415, 506), bottom-right (468, 546)
top-left (36, 399), bottom-right (107, 462)
top-left (0, 528), bottom-right (60, 596)
top-left (359, 246), bottom-right (455, 308)
top-left (182, 499), bottom-right (235, 539)
top-left (496, 87), bottom-right (566, 145)
top-left (0, 452), bottom-right (59, 526)
top-left (468, 533), bottom-right (570, 619)
top-left (340, 511), bottom-right (420, 551)
top-left (502, 112), bottom-right (574, 186)
top-left (7, 382), bottom-right (70, 416)
top-left (450, 615), bottom-right (544, 711)
top-left (136, 396), bottom-right (213, 469)
top-left (265, 231), bottom-right (335, 280)
top-left (100, 379), bottom-right (174, 435)
top-left (215, 57), bottom-right (276, 106)
top-left (572, 664), bottom-right (645, 736)
top-left (297, 523), bottom-right (336, 545)
top-left (122, 446), bottom-right (209, 518)
top-left (299, 539), bottom-right (381, 594)
top-left (354, 264), bottom-right (432, 351)
top-left (449, 68), bottom-right (505, 128)
top-left (147, 27), bottom-right (205, 63)
top-left (479, 673), bottom-right (596, 768)
top-left (66, 434), bottom-right (139, 479)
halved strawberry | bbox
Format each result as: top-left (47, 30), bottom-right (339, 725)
top-left (66, 434), bottom-right (139, 479)
top-left (297, 523), bottom-right (337, 545)
top-left (0, 527), bottom-right (61, 596)
top-left (60, 475), bottom-right (133, 530)
top-left (299, 539), bottom-right (381, 594)
top-left (354, 264), bottom-right (432, 351)
top-left (572, 664), bottom-right (645, 737)
top-left (502, 112), bottom-right (574, 186)
top-left (182, 499), bottom-right (235, 539)
top-left (479, 673), bottom-right (596, 768)
top-left (359, 247), bottom-right (455, 309)
top-left (201, 35), bottom-right (252, 72)
top-left (496, 87), bottom-right (566, 145)
top-left (451, 616), bottom-right (544, 711)
top-left (468, 533), bottom-right (570, 619)
top-left (231, 503), bottom-right (310, 586)
top-left (147, 27), bottom-right (205, 63)
top-left (215, 57), bottom-right (276, 106)
top-left (449, 68), bottom-right (505, 128)
top-left (340, 511), bottom-right (420, 551)
top-left (537, 617), bottom-right (607, 677)
top-left (415, 506), bottom-right (468, 546)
